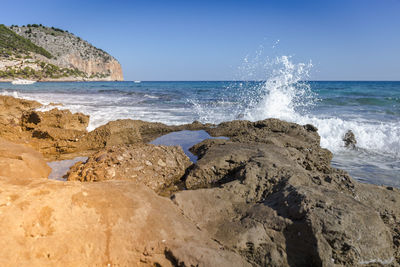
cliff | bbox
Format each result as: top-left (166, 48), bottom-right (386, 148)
top-left (0, 24), bottom-right (123, 81)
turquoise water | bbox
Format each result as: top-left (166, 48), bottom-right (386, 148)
top-left (1, 80), bottom-right (399, 187)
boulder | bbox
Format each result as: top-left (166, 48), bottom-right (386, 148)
top-left (22, 108), bottom-right (89, 132)
top-left (0, 138), bottom-right (51, 179)
top-left (19, 109), bottom-right (89, 158)
top-left (0, 96), bottom-right (41, 126)
top-left (67, 144), bottom-right (191, 195)
top-left (0, 96), bottom-right (41, 142)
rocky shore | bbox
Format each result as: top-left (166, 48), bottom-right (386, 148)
top-left (0, 95), bottom-right (399, 266)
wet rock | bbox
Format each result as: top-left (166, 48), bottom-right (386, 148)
top-left (67, 144), bottom-right (191, 195)
top-left (0, 138), bottom-right (51, 179)
top-left (343, 130), bottom-right (357, 148)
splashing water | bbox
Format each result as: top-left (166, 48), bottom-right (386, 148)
top-left (191, 55), bottom-right (314, 124)
top-left (242, 55), bottom-right (314, 122)
top-left (238, 56), bottom-right (400, 157)
top-left (191, 54), bottom-right (400, 186)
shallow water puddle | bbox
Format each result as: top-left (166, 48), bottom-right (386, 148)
top-left (150, 130), bottom-right (228, 162)
top-left (47, 157), bottom-right (88, 180)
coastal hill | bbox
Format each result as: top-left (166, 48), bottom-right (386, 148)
top-left (0, 24), bottom-right (123, 81)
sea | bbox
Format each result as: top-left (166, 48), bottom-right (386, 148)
top-left (1, 56), bottom-right (399, 187)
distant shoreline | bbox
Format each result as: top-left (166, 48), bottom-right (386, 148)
top-left (1, 79), bottom-right (399, 83)
top-left (0, 78), bottom-right (123, 83)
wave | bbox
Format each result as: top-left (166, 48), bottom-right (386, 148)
top-left (192, 55), bottom-right (400, 159)
top-left (1, 90), bottom-right (19, 98)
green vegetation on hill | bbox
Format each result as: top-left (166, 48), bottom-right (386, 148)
top-left (0, 24), bottom-right (52, 58)
top-left (0, 60), bottom-right (109, 80)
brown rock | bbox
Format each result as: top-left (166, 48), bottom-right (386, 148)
top-left (79, 119), bottom-right (210, 150)
top-left (0, 96), bottom-right (41, 142)
top-left (67, 144), bottom-right (191, 195)
top-left (18, 109), bottom-right (90, 158)
top-left (0, 96), bottom-right (41, 126)
top-left (0, 138), bottom-right (51, 179)
top-left (0, 177), bottom-right (248, 266)
top-left (0, 95), bottom-right (212, 160)
top-left (22, 108), bottom-right (89, 132)
top-left (2, 96), bottom-right (399, 266)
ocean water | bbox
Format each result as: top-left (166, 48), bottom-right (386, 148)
top-left (1, 63), bottom-right (399, 188)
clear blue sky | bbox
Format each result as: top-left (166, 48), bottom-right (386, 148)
top-left (2, 0), bottom-right (400, 81)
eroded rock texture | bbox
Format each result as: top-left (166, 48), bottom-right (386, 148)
top-left (1, 96), bottom-right (400, 266)
top-left (67, 144), bottom-right (191, 195)
top-left (171, 119), bottom-right (400, 266)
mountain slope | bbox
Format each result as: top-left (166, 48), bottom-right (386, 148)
top-left (0, 24), bottom-right (123, 81)
top-left (0, 24), bottom-right (52, 59)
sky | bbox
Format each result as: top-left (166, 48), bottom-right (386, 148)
top-left (2, 0), bottom-right (400, 81)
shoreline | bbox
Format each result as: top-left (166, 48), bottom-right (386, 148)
top-left (0, 77), bottom-right (123, 82)
top-left (0, 95), bottom-right (399, 265)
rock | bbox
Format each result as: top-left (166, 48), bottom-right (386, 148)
top-left (0, 176), bottom-right (248, 266)
top-left (19, 109), bottom-right (90, 158)
top-left (170, 119), bottom-right (400, 265)
top-left (79, 119), bottom-right (210, 151)
top-left (0, 138), bottom-right (51, 179)
top-left (0, 95), bottom-right (41, 124)
top-left (67, 144), bottom-right (191, 195)
top-left (79, 120), bottom-right (144, 150)
top-left (206, 119), bottom-right (322, 150)
top-left (0, 97), bottom-right (91, 159)
top-left (343, 130), bottom-right (357, 148)
top-left (0, 96), bottom-right (41, 142)
top-left (22, 109), bottom-right (89, 132)
top-left (0, 96), bottom-right (212, 160)
top-left (1, 97), bottom-right (400, 266)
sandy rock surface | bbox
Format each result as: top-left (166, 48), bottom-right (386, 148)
top-left (0, 138), bottom-right (51, 179)
top-left (0, 176), bottom-right (247, 266)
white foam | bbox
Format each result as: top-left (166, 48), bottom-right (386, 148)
top-left (144, 94), bottom-right (159, 99)
top-left (190, 55), bottom-right (400, 161)
top-left (1, 90), bottom-right (19, 98)
top-left (229, 56), bottom-right (400, 159)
